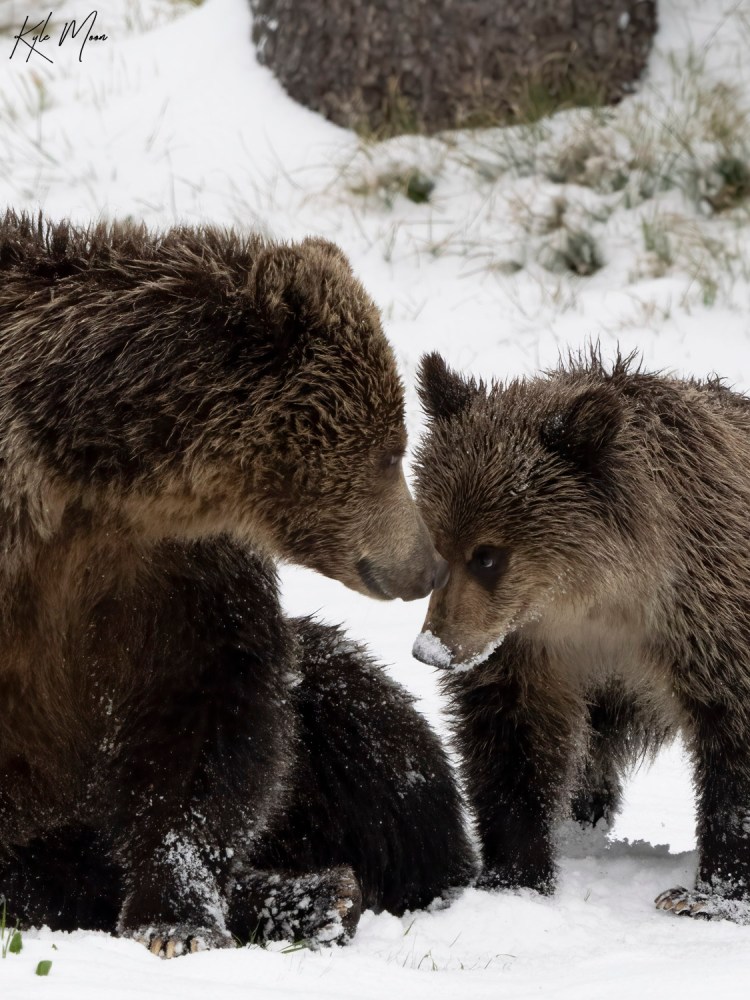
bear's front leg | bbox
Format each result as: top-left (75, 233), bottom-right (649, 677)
top-left (445, 635), bottom-right (584, 894)
top-left (100, 547), bottom-right (296, 956)
top-left (656, 702), bottom-right (750, 924)
top-left (109, 660), bottom-right (293, 957)
top-left (117, 828), bottom-right (234, 957)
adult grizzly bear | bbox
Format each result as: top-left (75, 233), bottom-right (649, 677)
top-left (0, 211), bottom-right (466, 956)
top-left (412, 349), bottom-right (750, 924)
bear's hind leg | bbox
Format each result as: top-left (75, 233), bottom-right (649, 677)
top-left (230, 866), bottom-right (362, 945)
top-left (656, 698), bottom-right (750, 924)
top-left (242, 618), bottom-right (474, 921)
top-left (571, 683), bottom-right (666, 831)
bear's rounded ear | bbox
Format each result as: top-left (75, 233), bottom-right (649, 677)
top-left (540, 386), bottom-right (623, 474)
top-left (417, 353), bottom-right (478, 422)
top-left (248, 244), bottom-right (311, 355)
top-left (300, 236), bottom-right (353, 273)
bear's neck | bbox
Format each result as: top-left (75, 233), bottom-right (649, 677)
top-left (0, 427), bottom-right (279, 559)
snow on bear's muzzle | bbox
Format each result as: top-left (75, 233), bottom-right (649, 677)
top-left (412, 628), bottom-right (506, 671)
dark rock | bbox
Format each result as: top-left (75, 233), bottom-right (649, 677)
top-left (249, 0), bottom-right (658, 136)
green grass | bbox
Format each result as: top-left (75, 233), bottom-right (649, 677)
top-left (1, 899), bottom-right (23, 959)
top-left (348, 163), bottom-right (437, 210)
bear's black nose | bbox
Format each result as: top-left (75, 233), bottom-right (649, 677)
top-left (433, 558), bottom-right (450, 591)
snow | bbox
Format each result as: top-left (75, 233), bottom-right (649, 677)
top-left (411, 630), bottom-right (452, 669)
top-left (412, 630), bottom-right (507, 671)
top-left (3, 0), bottom-right (750, 995)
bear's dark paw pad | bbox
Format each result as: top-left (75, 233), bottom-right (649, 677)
top-left (129, 925), bottom-right (233, 958)
top-left (655, 887), bottom-right (750, 924)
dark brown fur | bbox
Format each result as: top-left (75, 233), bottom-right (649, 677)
top-left (0, 211), bottom-right (452, 952)
top-left (0, 209), bottom-right (445, 596)
top-left (2, 605), bottom-right (474, 942)
top-left (412, 349), bottom-right (750, 922)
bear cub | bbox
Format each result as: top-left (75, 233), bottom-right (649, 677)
top-left (412, 349), bottom-right (750, 924)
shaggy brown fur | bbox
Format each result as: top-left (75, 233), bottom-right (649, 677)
top-left (412, 348), bottom-right (750, 923)
top-left (0, 210), bottom-right (451, 954)
top-left (0, 210), bottom-right (446, 598)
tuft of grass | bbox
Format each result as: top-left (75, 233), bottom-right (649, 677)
top-left (542, 229), bottom-right (603, 276)
top-left (416, 949), bottom-right (438, 972)
top-left (641, 218), bottom-right (674, 271)
top-left (545, 134), bottom-right (603, 185)
top-left (35, 960), bottom-right (53, 977)
top-left (460, 118), bottom-right (551, 182)
top-left (704, 155), bottom-right (750, 211)
top-left (700, 275), bottom-right (719, 306)
top-left (348, 164), bottom-right (436, 210)
top-left (512, 71), bottom-right (606, 126)
top-left (1, 899), bottom-right (23, 960)
top-left (354, 81), bottom-right (422, 141)
top-left (279, 939), bottom-right (312, 955)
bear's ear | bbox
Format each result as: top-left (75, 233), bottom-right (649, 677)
top-left (300, 236), bottom-right (353, 273)
top-left (540, 386), bottom-right (623, 474)
top-left (417, 353), bottom-right (477, 422)
top-left (249, 244), bottom-right (312, 355)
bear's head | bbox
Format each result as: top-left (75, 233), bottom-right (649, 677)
top-left (238, 239), bottom-right (447, 601)
top-left (411, 352), bottom-right (629, 667)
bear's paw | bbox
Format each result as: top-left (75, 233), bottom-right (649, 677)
top-left (655, 886), bottom-right (750, 924)
top-left (129, 925), bottom-right (234, 959)
top-left (234, 865), bottom-right (363, 946)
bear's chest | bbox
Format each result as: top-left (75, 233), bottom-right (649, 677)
top-left (529, 607), bottom-right (673, 704)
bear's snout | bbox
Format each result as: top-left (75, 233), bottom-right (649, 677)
top-left (356, 551), bottom-right (450, 602)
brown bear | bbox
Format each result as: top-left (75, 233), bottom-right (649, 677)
top-left (412, 348), bottom-right (750, 924)
top-left (0, 210), bottom-right (468, 956)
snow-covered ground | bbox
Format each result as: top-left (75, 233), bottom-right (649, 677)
top-left (2, 0), bottom-right (750, 995)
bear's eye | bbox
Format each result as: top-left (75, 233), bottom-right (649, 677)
top-left (468, 546), bottom-right (510, 588)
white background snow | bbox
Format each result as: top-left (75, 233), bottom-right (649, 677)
top-left (1, 0), bottom-right (750, 994)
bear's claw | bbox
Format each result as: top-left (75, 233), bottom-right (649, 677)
top-left (654, 887), bottom-right (711, 919)
top-left (654, 886), bottom-right (750, 924)
top-left (131, 926), bottom-right (233, 958)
